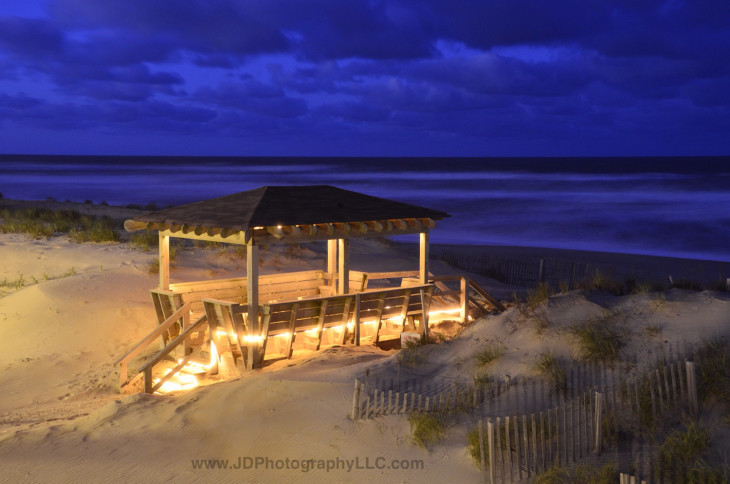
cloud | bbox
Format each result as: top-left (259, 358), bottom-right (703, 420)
top-left (0, 0), bottom-right (728, 155)
top-left (194, 81), bottom-right (307, 118)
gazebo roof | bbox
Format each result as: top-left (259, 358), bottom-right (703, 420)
top-left (124, 185), bottom-right (449, 244)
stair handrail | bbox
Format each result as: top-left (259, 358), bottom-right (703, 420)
top-left (139, 314), bottom-right (208, 393)
top-left (114, 301), bottom-right (192, 384)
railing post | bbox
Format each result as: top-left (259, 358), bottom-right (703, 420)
top-left (460, 276), bottom-right (468, 323)
top-left (419, 289), bottom-right (429, 341)
top-left (144, 367), bottom-right (153, 394)
top-left (354, 293), bottom-right (361, 346)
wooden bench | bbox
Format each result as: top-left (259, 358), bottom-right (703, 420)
top-left (201, 283), bottom-right (434, 370)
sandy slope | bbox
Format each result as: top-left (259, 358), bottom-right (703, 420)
top-left (0, 232), bottom-right (729, 483)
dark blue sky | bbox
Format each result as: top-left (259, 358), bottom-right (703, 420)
top-left (1, 0), bottom-right (729, 156)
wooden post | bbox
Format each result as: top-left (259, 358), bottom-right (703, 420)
top-left (338, 238), bottom-right (349, 295)
top-left (419, 231), bottom-right (429, 284)
top-left (478, 420), bottom-right (488, 484)
top-left (460, 276), bottom-right (468, 324)
top-left (144, 367), bottom-right (152, 394)
top-left (594, 391), bottom-right (603, 455)
top-left (354, 293), bottom-right (361, 346)
top-left (686, 361), bottom-right (698, 416)
top-left (327, 239), bottom-right (337, 288)
top-left (419, 289), bottom-right (429, 341)
top-left (539, 411), bottom-right (546, 471)
top-left (247, 244), bottom-right (259, 369)
top-left (505, 416), bottom-right (513, 483)
top-left (158, 233), bottom-right (170, 290)
top-left (522, 414), bottom-right (530, 478)
top-left (487, 419), bottom-right (495, 484)
top-left (351, 379), bottom-right (362, 420)
top-left (531, 413), bottom-right (538, 473)
top-left (538, 258), bottom-right (545, 284)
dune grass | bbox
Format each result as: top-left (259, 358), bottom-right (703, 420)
top-left (534, 352), bottom-right (568, 395)
top-left (0, 267), bottom-right (77, 297)
top-left (534, 464), bottom-right (617, 484)
top-left (408, 411), bottom-right (446, 448)
top-left (571, 313), bottom-right (626, 362)
top-left (655, 421), bottom-right (723, 481)
top-left (694, 338), bottom-right (730, 407)
top-left (398, 339), bottom-right (428, 367)
top-left (0, 206), bottom-right (119, 242)
top-left (473, 343), bottom-right (505, 367)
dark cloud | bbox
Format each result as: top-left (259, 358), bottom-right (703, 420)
top-left (0, 16), bottom-right (63, 59)
top-left (0, 0), bottom-right (727, 154)
top-left (49, 0), bottom-right (289, 57)
top-left (194, 81), bottom-right (307, 118)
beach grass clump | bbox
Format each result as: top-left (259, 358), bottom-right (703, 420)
top-left (68, 216), bottom-right (119, 243)
top-left (0, 274), bottom-right (27, 292)
top-left (655, 421), bottom-right (718, 481)
top-left (473, 343), bottom-right (504, 367)
top-left (130, 231), bottom-right (159, 251)
top-left (0, 206), bottom-right (120, 242)
top-left (527, 282), bottom-right (551, 310)
top-left (466, 427), bottom-right (483, 466)
top-left (398, 339), bottom-right (428, 367)
top-left (534, 464), bottom-right (617, 484)
top-left (473, 371), bottom-right (492, 389)
top-left (571, 316), bottom-right (625, 362)
top-left (408, 411), bottom-right (446, 449)
top-left (534, 352), bottom-right (568, 395)
top-left (1, 267), bottom-right (78, 297)
top-left (514, 284), bottom-right (552, 334)
top-left (589, 271), bottom-right (624, 295)
top-left (694, 338), bottom-right (730, 406)
top-left (643, 321), bottom-right (662, 337)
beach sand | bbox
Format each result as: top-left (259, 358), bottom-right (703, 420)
top-left (1, 200), bottom-right (729, 483)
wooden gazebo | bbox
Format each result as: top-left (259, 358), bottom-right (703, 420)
top-left (117, 185), bottom-right (473, 392)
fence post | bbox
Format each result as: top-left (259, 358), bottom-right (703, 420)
top-left (351, 379), bottom-right (362, 420)
top-left (478, 420), bottom-right (488, 484)
top-left (686, 361), bottom-right (698, 417)
top-left (594, 391), bottom-right (603, 455)
top-left (487, 419), bottom-right (496, 484)
top-left (539, 258), bottom-right (545, 284)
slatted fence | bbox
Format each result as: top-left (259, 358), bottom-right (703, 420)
top-left (469, 360), bottom-right (698, 484)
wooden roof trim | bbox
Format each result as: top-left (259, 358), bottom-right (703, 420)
top-left (128, 217), bottom-right (436, 244)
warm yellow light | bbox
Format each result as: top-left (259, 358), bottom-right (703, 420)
top-left (153, 372), bottom-right (199, 394)
top-left (428, 308), bottom-right (461, 316)
top-left (243, 334), bottom-right (264, 343)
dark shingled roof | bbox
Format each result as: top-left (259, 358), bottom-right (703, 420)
top-left (131, 185), bottom-right (450, 231)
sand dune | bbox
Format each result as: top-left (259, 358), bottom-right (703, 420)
top-left (0, 228), bottom-right (729, 483)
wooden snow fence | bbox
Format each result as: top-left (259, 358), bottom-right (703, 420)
top-left (350, 379), bottom-right (512, 420)
top-left (468, 360), bottom-right (698, 484)
top-left (349, 359), bottom-right (699, 483)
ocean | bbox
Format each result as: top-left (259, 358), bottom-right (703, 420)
top-left (1, 155), bottom-right (729, 262)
